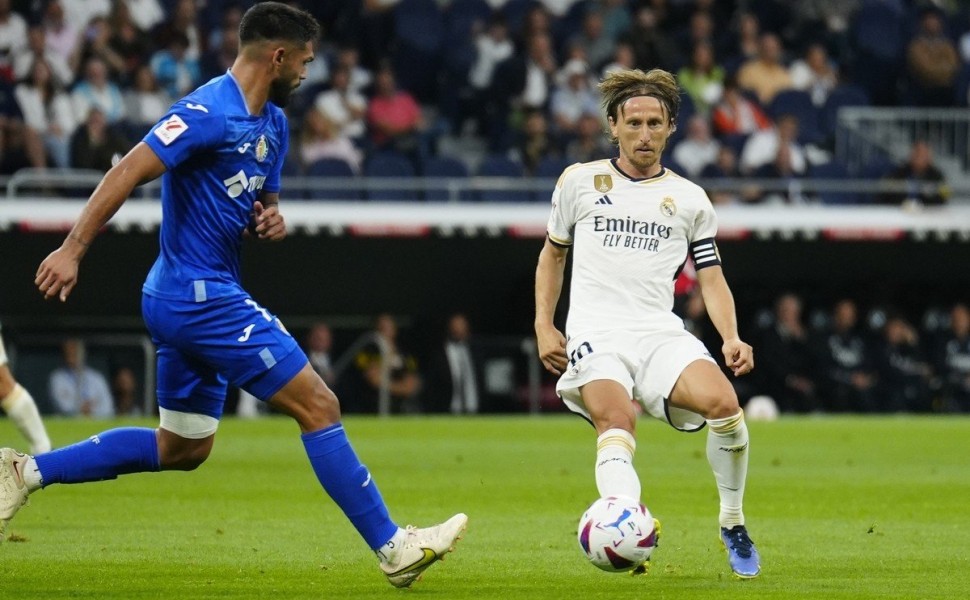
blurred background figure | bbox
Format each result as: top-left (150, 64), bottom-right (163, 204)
top-left (813, 299), bottom-right (876, 412)
top-left (0, 322), bottom-right (52, 454)
top-left (875, 314), bottom-right (934, 412)
top-left (49, 338), bottom-right (114, 418)
top-left (880, 140), bottom-right (949, 206)
top-left (352, 314), bottom-right (421, 414)
top-left (425, 313), bottom-right (480, 415)
top-left (935, 303), bottom-right (970, 412)
top-left (110, 365), bottom-right (142, 417)
top-left (760, 293), bottom-right (819, 413)
top-left (305, 321), bottom-right (336, 387)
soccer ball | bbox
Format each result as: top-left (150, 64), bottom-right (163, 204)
top-left (577, 496), bottom-right (657, 572)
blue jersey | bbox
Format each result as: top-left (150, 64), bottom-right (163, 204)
top-left (141, 71), bottom-right (288, 302)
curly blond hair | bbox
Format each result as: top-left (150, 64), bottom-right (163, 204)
top-left (599, 68), bottom-right (681, 145)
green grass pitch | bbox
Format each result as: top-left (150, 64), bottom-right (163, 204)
top-left (2, 415), bottom-right (968, 599)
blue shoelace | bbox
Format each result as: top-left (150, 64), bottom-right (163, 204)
top-left (724, 526), bottom-right (754, 558)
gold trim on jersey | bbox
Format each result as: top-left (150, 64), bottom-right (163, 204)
top-left (547, 232), bottom-right (573, 247)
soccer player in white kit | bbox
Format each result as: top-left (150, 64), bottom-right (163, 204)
top-left (534, 68), bottom-right (761, 578)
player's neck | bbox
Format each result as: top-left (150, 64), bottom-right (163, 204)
top-left (615, 156), bottom-right (663, 180)
top-left (228, 59), bottom-right (271, 116)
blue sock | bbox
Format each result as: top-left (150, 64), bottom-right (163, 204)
top-left (35, 427), bottom-right (160, 486)
top-left (302, 424), bottom-right (398, 549)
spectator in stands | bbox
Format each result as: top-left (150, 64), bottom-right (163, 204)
top-left (150, 31), bottom-right (201, 99)
top-left (936, 303), bottom-right (970, 412)
top-left (813, 299), bottom-right (876, 412)
top-left (740, 113), bottom-right (806, 175)
top-left (200, 17), bottom-right (239, 81)
top-left (123, 64), bottom-right (172, 136)
top-left (335, 46), bottom-right (372, 96)
top-left (518, 4), bottom-right (552, 46)
top-left (737, 32), bottom-right (792, 105)
top-left (0, 118), bottom-right (35, 175)
top-left (672, 115), bottom-right (720, 178)
top-left (352, 313), bottom-right (421, 414)
top-left (621, 7), bottom-right (681, 72)
top-left (906, 9), bottom-right (960, 107)
top-left (0, 0), bottom-right (28, 83)
top-left (469, 14), bottom-right (514, 102)
top-left (753, 144), bottom-right (809, 204)
top-left (572, 7), bottom-right (614, 72)
top-left (875, 314), bottom-right (934, 412)
top-left (14, 24), bottom-right (74, 88)
top-left (879, 140), bottom-right (949, 206)
top-left (106, 0), bottom-right (153, 85)
top-left (71, 56), bottom-right (126, 125)
top-left (516, 108), bottom-right (554, 176)
top-left (69, 106), bottom-right (129, 171)
top-left (110, 365), bottom-right (142, 417)
top-left (566, 112), bottom-right (612, 164)
top-left (305, 322), bottom-right (336, 388)
top-left (74, 16), bottom-right (128, 82)
top-left (41, 0), bottom-right (80, 78)
top-left (49, 337), bottom-right (114, 418)
top-left (153, 0), bottom-right (203, 62)
top-left (15, 58), bottom-right (77, 168)
top-left (789, 42), bottom-right (839, 107)
top-left (677, 9), bottom-right (717, 62)
top-left (424, 313), bottom-right (480, 415)
top-left (550, 59), bottom-right (600, 138)
top-left (711, 76), bottom-right (771, 136)
top-left (600, 0), bottom-right (632, 42)
top-left (521, 32), bottom-right (558, 112)
top-left (725, 12), bottom-right (761, 66)
top-left (701, 146), bottom-right (754, 205)
top-left (300, 104), bottom-right (363, 174)
top-left (314, 64), bottom-right (367, 144)
top-left (759, 293), bottom-right (819, 412)
top-left (365, 62), bottom-right (424, 160)
top-left (600, 41), bottom-right (636, 79)
top-left (678, 40), bottom-right (725, 116)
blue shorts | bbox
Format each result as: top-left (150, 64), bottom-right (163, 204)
top-left (142, 291), bottom-right (308, 419)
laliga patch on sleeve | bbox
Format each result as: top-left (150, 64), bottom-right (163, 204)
top-left (153, 114), bottom-right (189, 146)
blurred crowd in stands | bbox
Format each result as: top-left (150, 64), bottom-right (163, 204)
top-left (0, 0), bottom-right (966, 204)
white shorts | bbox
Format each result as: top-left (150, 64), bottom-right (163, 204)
top-left (556, 328), bottom-right (716, 432)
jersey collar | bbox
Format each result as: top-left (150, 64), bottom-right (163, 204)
top-left (225, 68), bottom-right (258, 116)
top-left (609, 158), bottom-right (669, 183)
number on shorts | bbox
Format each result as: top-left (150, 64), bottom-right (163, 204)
top-left (568, 341), bottom-right (594, 367)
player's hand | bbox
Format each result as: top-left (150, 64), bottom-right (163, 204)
top-left (35, 247), bottom-right (81, 302)
top-left (252, 201), bottom-right (286, 241)
top-left (722, 338), bottom-right (754, 377)
top-left (536, 325), bottom-right (568, 375)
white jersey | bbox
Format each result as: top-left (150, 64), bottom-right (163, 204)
top-left (546, 159), bottom-right (721, 338)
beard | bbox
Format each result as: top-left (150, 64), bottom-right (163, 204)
top-left (269, 77), bottom-right (297, 107)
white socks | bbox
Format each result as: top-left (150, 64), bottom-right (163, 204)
top-left (376, 527), bottom-right (407, 564)
top-left (706, 411), bottom-right (749, 528)
top-left (1, 383), bottom-right (52, 455)
top-left (595, 428), bottom-right (640, 501)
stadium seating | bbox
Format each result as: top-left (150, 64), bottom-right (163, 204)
top-left (421, 155), bottom-right (471, 201)
top-left (365, 152), bottom-right (418, 201)
top-left (306, 158), bottom-right (360, 201)
top-left (808, 161), bottom-right (858, 204)
top-left (476, 154), bottom-right (531, 202)
top-left (820, 84), bottom-right (870, 141)
top-left (769, 89), bottom-right (824, 146)
top-left (393, 0), bottom-right (445, 103)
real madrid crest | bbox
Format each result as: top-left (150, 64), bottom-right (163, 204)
top-left (660, 197), bottom-right (676, 217)
top-left (255, 134), bottom-right (269, 162)
top-left (594, 174), bottom-right (613, 193)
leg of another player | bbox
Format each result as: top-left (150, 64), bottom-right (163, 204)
top-left (0, 364), bottom-right (52, 455)
top-left (581, 379), bottom-right (641, 501)
top-left (269, 363), bottom-right (467, 587)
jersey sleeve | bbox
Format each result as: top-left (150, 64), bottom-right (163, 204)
top-left (546, 166), bottom-right (579, 247)
top-left (689, 193), bottom-right (722, 270)
top-left (142, 103), bottom-right (225, 170)
top-left (262, 111), bottom-right (288, 194)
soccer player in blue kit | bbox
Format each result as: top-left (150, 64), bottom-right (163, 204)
top-left (0, 2), bottom-right (465, 588)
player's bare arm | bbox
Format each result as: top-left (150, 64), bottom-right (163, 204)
top-left (35, 143), bottom-right (167, 302)
top-left (535, 237), bottom-right (569, 375)
top-left (252, 191), bottom-right (286, 241)
top-left (696, 265), bottom-right (754, 376)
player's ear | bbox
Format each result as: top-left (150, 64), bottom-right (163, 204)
top-left (272, 47), bottom-right (286, 67)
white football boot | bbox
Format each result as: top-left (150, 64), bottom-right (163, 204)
top-left (0, 448), bottom-right (31, 541)
top-left (379, 513), bottom-right (468, 588)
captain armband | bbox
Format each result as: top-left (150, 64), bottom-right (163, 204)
top-left (689, 237), bottom-right (721, 269)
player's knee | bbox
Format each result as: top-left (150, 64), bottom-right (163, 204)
top-left (701, 389), bottom-right (741, 420)
top-left (299, 379), bottom-right (341, 429)
top-left (161, 441), bottom-right (212, 471)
